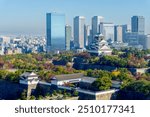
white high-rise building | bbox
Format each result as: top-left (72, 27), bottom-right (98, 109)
top-left (114, 25), bottom-right (123, 42)
top-left (84, 25), bottom-right (90, 47)
top-left (92, 16), bottom-right (104, 38)
top-left (100, 22), bottom-right (114, 42)
top-left (74, 16), bottom-right (85, 49)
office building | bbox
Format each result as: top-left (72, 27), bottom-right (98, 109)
top-left (92, 16), bottom-right (104, 38)
top-left (74, 16), bottom-right (85, 49)
top-left (100, 22), bottom-right (114, 42)
top-left (114, 25), bottom-right (128, 43)
top-left (65, 25), bottom-right (72, 51)
top-left (139, 35), bottom-right (150, 50)
top-left (0, 38), bottom-right (4, 55)
top-left (84, 25), bottom-right (91, 47)
top-left (46, 13), bottom-right (65, 52)
top-left (114, 25), bottom-right (123, 42)
top-left (125, 32), bottom-right (146, 49)
top-left (131, 16), bottom-right (145, 34)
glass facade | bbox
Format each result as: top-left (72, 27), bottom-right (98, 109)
top-left (131, 16), bottom-right (145, 35)
top-left (46, 13), bottom-right (65, 52)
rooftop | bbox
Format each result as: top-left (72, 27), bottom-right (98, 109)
top-left (52, 73), bottom-right (84, 81)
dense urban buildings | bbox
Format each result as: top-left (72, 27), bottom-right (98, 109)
top-left (46, 13), bottom-right (66, 52)
top-left (0, 14), bottom-right (149, 55)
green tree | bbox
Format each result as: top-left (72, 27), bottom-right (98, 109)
top-left (21, 90), bottom-right (27, 100)
top-left (91, 77), bottom-right (112, 91)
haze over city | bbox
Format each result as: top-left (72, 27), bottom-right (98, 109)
top-left (0, 0), bottom-right (150, 35)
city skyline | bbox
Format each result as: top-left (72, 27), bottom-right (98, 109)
top-left (0, 0), bottom-right (150, 35)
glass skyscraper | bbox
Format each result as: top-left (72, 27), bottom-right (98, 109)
top-left (131, 16), bottom-right (145, 35)
top-left (46, 13), bottom-right (65, 52)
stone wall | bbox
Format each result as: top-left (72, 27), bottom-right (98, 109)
top-left (78, 89), bottom-right (119, 100)
top-left (0, 80), bottom-right (25, 100)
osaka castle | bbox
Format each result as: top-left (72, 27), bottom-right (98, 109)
top-left (88, 34), bottom-right (112, 56)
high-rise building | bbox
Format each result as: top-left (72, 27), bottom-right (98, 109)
top-left (84, 25), bottom-right (90, 47)
top-left (114, 25), bottom-right (123, 42)
top-left (0, 38), bottom-right (4, 55)
top-left (144, 35), bottom-right (150, 49)
top-left (131, 16), bottom-right (145, 34)
top-left (122, 25), bottom-right (128, 42)
top-left (46, 13), bottom-right (65, 52)
top-left (74, 16), bottom-right (85, 49)
top-left (114, 25), bottom-right (128, 43)
top-left (65, 25), bottom-right (72, 51)
top-left (100, 22), bottom-right (114, 42)
top-left (92, 16), bottom-right (104, 38)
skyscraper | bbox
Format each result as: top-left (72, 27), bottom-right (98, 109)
top-left (92, 16), bottom-right (104, 38)
top-left (114, 25), bottom-right (128, 42)
top-left (131, 16), bottom-right (145, 34)
top-left (46, 13), bottom-right (65, 52)
top-left (122, 25), bottom-right (128, 42)
top-left (114, 25), bottom-right (123, 42)
top-left (100, 22), bottom-right (114, 42)
top-left (84, 25), bottom-right (90, 47)
top-left (74, 16), bottom-right (85, 49)
top-left (65, 25), bottom-right (72, 51)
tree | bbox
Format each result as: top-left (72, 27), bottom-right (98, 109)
top-left (91, 77), bottom-right (112, 91)
top-left (20, 90), bottom-right (27, 100)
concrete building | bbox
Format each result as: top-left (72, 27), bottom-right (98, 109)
top-left (100, 22), bottom-right (114, 42)
top-left (92, 16), bottom-right (104, 39)
top-left (84, 25), bottom-right (91, 47)
top-left (125, 32), bottom-right (146, 48)
top-left (131, 16), bottom-right (145, 35)
top-left (114, 25), bottom-right (123, 42)
top-left (0, 38), bottom-right (4, 55)
top-left (65, 25), bottom-right (72, 50)
top-left (142, 35), bottom-right (150, 49)
top-left (46, 13), bottom-right (66, 52)
top-left (111, 42), bottom-right (128, 50)
top-left (74, 16), bottom-right (85, 49)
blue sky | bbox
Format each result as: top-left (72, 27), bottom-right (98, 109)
top-left (0, 0), bottom-right (149, 35)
